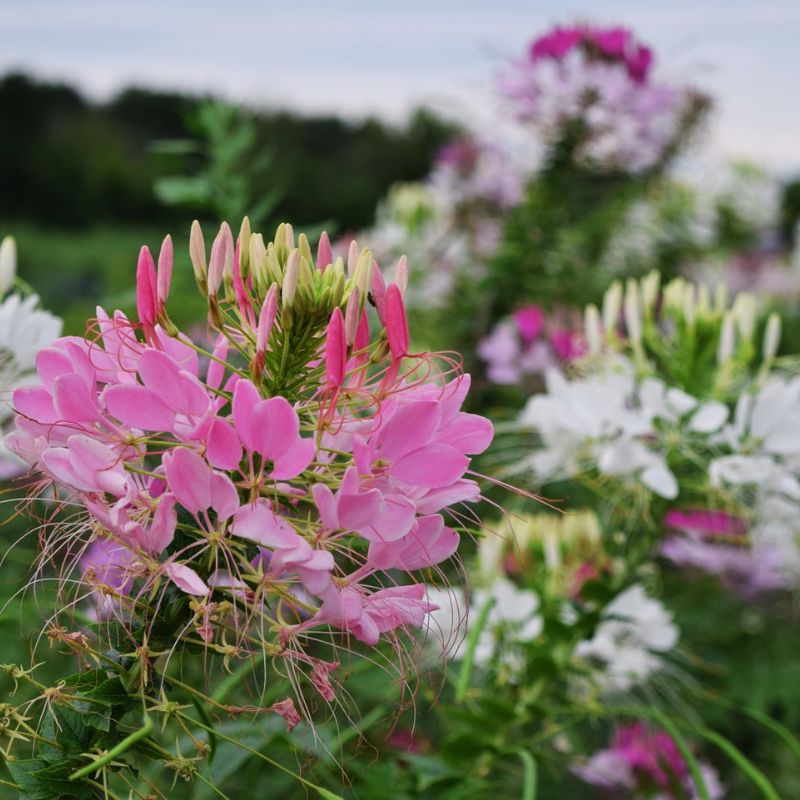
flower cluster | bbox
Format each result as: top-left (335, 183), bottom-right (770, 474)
top-left (8, 220), bottom-right (494, 707)
top-left (0, 236), bottom-right (62, 478)
top-left (497, 24), bottom-right (707, 172)
top-left (516, 272), bottom-right (800, 594)
top-left (367, 135), bottom-right (528, 310)
top-left (574, 722), bottom-right (725, 799)
top-left (573, 584), bottom-right (679, 692)
top-left (477, 303), bottom-right (586, 385)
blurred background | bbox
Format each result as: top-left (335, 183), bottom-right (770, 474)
top-left (1, 0), bottom-right (798, 334)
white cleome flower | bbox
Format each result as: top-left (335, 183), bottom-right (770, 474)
top-left (574, 584), bottom-right (679, 692)
top-left (0, 291), bottom-right (63, 478)
top-left (425, 577), bottom-right (543, 673)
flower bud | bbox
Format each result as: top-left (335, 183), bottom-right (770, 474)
top-left (394, 256), bottom-right (408, 296)
top-left (344, 287), bottom-right (360, 346)
top-left (250, 233), bottom-right (268, 291)
top-left (624, 281), bottom-right (642, 349)
top-left (584, 304), bottom-right (602, 355)
top-left (602, 281), bottom-right (622, 334)
top-left (282, 250), bottom-right (299, 309)
top-left (297, 232), bottom-right (312, 266)
top-left (189, 220), bottom-right (207, 290)
top-left (0, 235), bottom-right (16, 295)
top-left (257, 283), bottom-right (279, 356)
top-left (762, 311), bottom-right (781, 362)
top-left (385, 284), bottom-right (409, 359)
top-left (347, 240), bottom-right (359, 277)
top-left (640, 270), bottom-right (660, 313)
top-left (220, 222), bottom-right (235, 281)
top-left (370, 264), bottom-right (387, 324)
top-left (732, 292), bottom-right (757, 342)
top-left (717, 311), bottom-right (736, 364)
top-left (325, 307), bottom-right (347, 388)
top-left (316, 231), bottom-right (333, 272)
top-left (207, 227), bottom-right (229, 297)
top-left (156, 234), bottom-right (173, 308)
top-left (238, 217), bottom-right (251, 274)
top-left (136, 245), bottom-right (158, 327)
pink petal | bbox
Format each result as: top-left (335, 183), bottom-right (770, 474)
top-left (231, 501), bottom-right (299, 548)
top-left (438, 413), bottom-right (494, 454)
top-left (270, 436), bottom-right (315, 480)
top-left (53, 373), bottom-right (102, 424)
top-left (377, 401), bottom-right (440, 461)
top-left (103, 384), bottom-right (175, 430)
top-left (364, 493), bottom-right (416, 542)
top-left (311, 483), bottom-right (339, 530)
top-left (163, 448), bottom-right (212, 514)
top-left (164, 562), bottom-right (209, 596)
top-left (338, 488), bottom-right (384, 532)
top-left (210, 472), bottom-right (239, 522)
top-left (232, 379), bottom-right (261, 452)
top-left (393, 444), bottom-right (469, 488)
top-left (253, 396), bottom-right (300, 460)
top-left (14, 385), bottom-right (58, 424)
top-left (206, 419), bottom-right (242, 470)
top-left (35, 347), bottom-right (72, 390)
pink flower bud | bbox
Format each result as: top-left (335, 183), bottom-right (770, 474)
top-left (207, 226), bottom-right (229, 296)
top-left (325, 307), bottom-right (347, 388)
top-left (220, 222), bottom-right (235, 280)
top-left (257, 283), bottom-right (279, 355)
top-left (344, 288), bottom-right (360, 346)
top-left (282, 251), bottom-right (299, 308)
top-left (370, 263), bottom-right (387, 324)
top-left (136, 245), bottom-right (158, 326)
top-left (156, 234), bottom-right (173, 308)
top-left (347, 240), bottom-right (359, 277)
top-left (385, 284), bottom-right (409, 358)
top-left (394, 256), bottom-right (408, 296)
top-left (189, 220), bottom-right (207, 285)
top-left (316, 231), bottom-right (333, 272)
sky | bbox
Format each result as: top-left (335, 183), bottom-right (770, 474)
top-left (1, 0), bottom-right (799, 172)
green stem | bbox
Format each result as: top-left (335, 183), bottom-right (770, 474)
top-left (69, 715), bottom-right (154, 781)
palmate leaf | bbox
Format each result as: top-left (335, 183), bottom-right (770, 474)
top-left (7, 758), bottom-right (93, 800)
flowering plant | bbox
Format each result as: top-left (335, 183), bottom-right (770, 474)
top-left (3, 219), bottom-right (494, 796)
top-left (477, 303), bottom-right (586, 387)
top-left (498, 24), bottom-right (707, 174)
top-left (0, 235), bottom-right (62, 478)
top-left (516, 272), bottom-right (800, 595)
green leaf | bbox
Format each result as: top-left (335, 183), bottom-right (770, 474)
top-left (8, 759), bottom-right (93, 800)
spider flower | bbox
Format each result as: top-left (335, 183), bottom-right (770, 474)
top-left (7, 220), bottom-right (494, 708)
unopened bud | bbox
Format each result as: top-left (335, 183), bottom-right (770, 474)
top-left (584, 304), bottom-right (602, 355)
top-left (297, 232), bottom-right (312, 265)
top-left (316, 231), bottom-right (333, 272)
top-left (602, 281), bottom-right (622, 334)
top-left (250, 234), bottom-right (267, 290)
top-left (717, 311), bottom-right (736, 364)
top-left (394, 256), bottom-right (408, 296)
top-left (344, 287), bottom-right (360, 346)
top-left (347, 240), bottom-right (359, 277)
top-left (156, 234), bottom-right (173, 308)
top-left (189, 221), bottom-right (207, 289)
top-left (641, 270), bottom-right (660, 312)
top-left (282, 250), bottom-right (299, 308)
top-left (238, 217), bottom-right (251, 274)
top-left (0, 235), bottom-right (16, 295)
top-left (624, 281), bottom-right (642, 345)
top-left (257, 283), bottom-right (279, 356)
top-left (732, 292), bottom-right (757, 341)
top-left (763, 311), bottom-right (781, 362)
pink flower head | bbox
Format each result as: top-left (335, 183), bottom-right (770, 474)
top-left (9, 221), bottom-right (501, 713)
top-left (512, 304), bottom-right (545, 343)
top-left (664, 509), bottom-right (747, 538)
